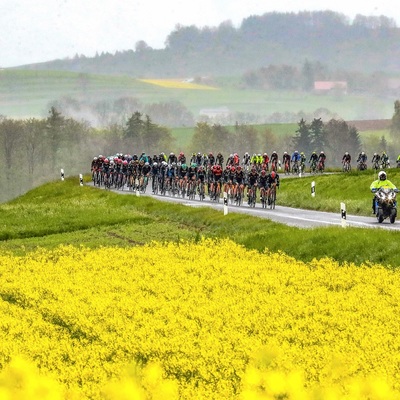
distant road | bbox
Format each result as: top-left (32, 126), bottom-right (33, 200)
top-left (108, 185), bottom-right (400, 231)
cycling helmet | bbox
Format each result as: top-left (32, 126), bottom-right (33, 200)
top-left (181, 163), bottom-right (187, 170)
top-left (231, 167), bottom-right (236, 173)
top-left (145, 162), bottom-right (149, 166)
top-left (378, 171), bottom-right (387, 180)
top-left (104, 158), bottom-right (109, 164)
top-left (153, 162), bottom-right (158, 167)
top-left (93, 157), bottom-right (98, 161)
top-left (261, 169), bottom-right (266, 176)
top-left (320, 151), bottom-right (324, 154)
top-left (191, 162), bottom-right (196, 168)
top-left (123, 160), bottom-right (128, 166)
top-left (237, 166), bottom-right (242, 171)
top-left (162, 161), bottom-right (167, 166)
top-left (271, 171), bottom-right (276, 179)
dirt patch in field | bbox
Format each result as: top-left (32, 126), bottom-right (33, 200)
top-left (347, 119), bottom-right (391, 131)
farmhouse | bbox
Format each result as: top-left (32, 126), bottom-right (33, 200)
top-left (314, 81), bottom-right (348, 94)
top-left (199, 107), bottom-right (230, 119)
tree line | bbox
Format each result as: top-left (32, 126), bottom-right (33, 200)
top-left (20, 11), bottom-right (400, 79)
top-left (2, 101), bottom-right (400, 203)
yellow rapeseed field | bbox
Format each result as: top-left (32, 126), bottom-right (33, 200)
top-left (0, 238), bottom-right (399, 399)
top-left (138, 78), bottom-right (218, 90)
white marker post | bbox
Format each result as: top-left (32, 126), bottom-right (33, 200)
top-left (311, 181), bottom-right (315, 197)
top-left (223, 191), bottom-right (228, 215)
top-left (79, 174), bottom-right (83, 186)
top-left (341, 202), bottom-right (347, 228)
top-left (61, 168), bottom-right (65, 181)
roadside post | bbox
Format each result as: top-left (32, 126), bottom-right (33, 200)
top-left (311, 181), bottom-right (315, 197)
top-left (61, 168), bottom-right (65, 181)
top-left (79, 174), bottom-right (83, 186)
top-left (341, 202), bottom-right (347, 227)
top-left (223, 192), bottom-right (228, 215)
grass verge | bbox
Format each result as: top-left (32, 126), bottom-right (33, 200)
top-left (1, 176), bottom-right (399, 268)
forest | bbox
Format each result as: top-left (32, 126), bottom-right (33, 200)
top-left (17, 11), bottom-right (400, 81)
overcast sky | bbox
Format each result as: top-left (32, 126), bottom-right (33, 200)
top-left (1, 0), bottom-right (398, 68)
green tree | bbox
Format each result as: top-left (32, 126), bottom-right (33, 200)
top-left (24, 118), bottom-right (47, 177)
top-left (142, 114), bottom-right (175, 153)
top-left (233, 123), bottom-right (259, 155)
top-left (46, 107), bottom-right (66, 171)
top-left (324, 119), bottom-right (361, 165)
top-left (301, 59), bottom-right (314, 91)
top-left (124, 111), bottom-right (144, 149)
top-left (309, 118), bottom-right (325, 151)
top-left (390, 100), bottom-right (400, 141)
top-left (292, 118), bottom-right (311, 154)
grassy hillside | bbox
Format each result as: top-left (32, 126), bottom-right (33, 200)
top-left (0, 69), bottom-right (395, 121)
top-left (1, 173), bottom-right (400, 267)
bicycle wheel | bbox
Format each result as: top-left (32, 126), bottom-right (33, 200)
top-left (269, 188), bottom-right (276, 209)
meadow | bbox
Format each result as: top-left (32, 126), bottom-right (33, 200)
top-left (1, 173), bottom-right (400, 399)
top-left (0, 69), bottom-right (394, 121)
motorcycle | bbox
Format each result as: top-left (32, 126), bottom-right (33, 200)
top-left (373, 187), bottom-right (398, 223)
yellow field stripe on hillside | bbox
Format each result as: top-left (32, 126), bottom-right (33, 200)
top-left (139, 79), bottom-right (218, 90)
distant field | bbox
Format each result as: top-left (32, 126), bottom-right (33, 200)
top-left (0, 69), bottom-right (395, 122)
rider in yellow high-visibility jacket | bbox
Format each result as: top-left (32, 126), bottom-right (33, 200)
top-left (370, 170), bottom-right (397, 214)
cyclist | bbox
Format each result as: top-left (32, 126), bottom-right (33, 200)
top-left (196, 165), bottom-right (207, 198)
top-left (262, 153), bottom-right (270, 171)
top-left (210, 164), bottom-right (223, 199)
top-left (266, 170), bottom-right (280, 205)
top-left (300, 152), bottom-right (306, 172)
top-left (242, 152), bottom-right (251, 168)
top-left (168, 152), bottom-right (177, 165)
top-left (282, 151), bottom-right (291, 172)
top-left (309, 151), bottom-right (318, 167)
top-left (178, 152), bottom-right (186, 164)
top-left (291, 150), bottom-right (301, 172)
top-left (234, 165), bottom-right (245, 200)
top-left (381, 151), bottom-right (389, 168)
top-left (270, 151), bottom-right (279, 171)
top-left (342, 152), bottom-right (351, 170)
top-left (216, 152), bottom-right (224, 166)
top-left (208, 152), bottom-right (215, 166)
top-left (318, 151), bottom-right (326, 170)
top-left (166, 162), bottom-right (177, 190)
top-left (247, 166), bottom-right (259, 204)
top-left (357, 151), bottom-right (368, 169)
top-left (372, 153), bottom-right (380, 169)
top-left (259, 169), bottom-right (269, 202)
top-left (291, 150), bottom-right (301, 163)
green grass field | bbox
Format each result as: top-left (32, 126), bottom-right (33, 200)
top-left (1, 171), bottom-right (400, 268)
top-left (0, 69), bottom-right (395, 121)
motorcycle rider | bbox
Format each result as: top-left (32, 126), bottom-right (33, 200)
top-left (370, 171), bottom-right (397, 214)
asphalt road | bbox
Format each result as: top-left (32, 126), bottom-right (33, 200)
top-left (108, 184), bottom-right (400, 231)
